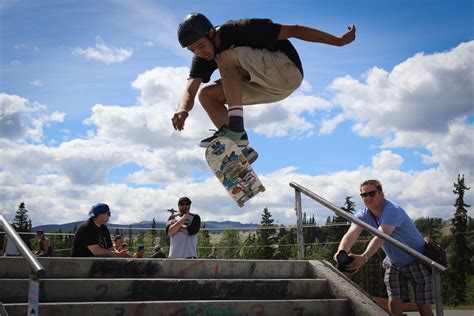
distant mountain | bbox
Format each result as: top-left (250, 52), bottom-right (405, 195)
top-left (33, 220), bottom-right (260, 233)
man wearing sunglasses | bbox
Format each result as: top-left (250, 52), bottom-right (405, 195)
top-left (71, 203), bottom-right (131, 258)
top-left (166, 197), bottom-right (201, 259)
top-left (334, 180), bottom-right (433, 316)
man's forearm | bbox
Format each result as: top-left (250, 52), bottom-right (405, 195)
top-left (177, 78), bottom-right (201, 112)
top-left (167, 220), bottom-right (185, 237)
top-left (176, 97), bottom-right (194, 113)
top-left (338, 233), bottom-right (357, 252)
top-left (280, 25), bottom-right (343, 46)
top-left (362, 236), bottom-right (385, 260)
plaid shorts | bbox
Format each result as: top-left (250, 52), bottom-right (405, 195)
top-left (383, 259), bottom-right (434, 304)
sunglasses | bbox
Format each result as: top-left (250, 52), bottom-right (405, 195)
top-left (360, 190), bottom-right (378, 198)
top-left (179, 202), bottom-right (190, 206)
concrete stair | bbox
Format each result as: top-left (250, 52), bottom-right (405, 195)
top-left (0, 257), bottom-right (387, 316)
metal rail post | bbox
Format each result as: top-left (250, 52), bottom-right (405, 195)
top-left (294, 189), bottom-right (305, 260)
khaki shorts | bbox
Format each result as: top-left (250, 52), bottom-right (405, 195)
top-left (218, 47), bottom-right (303, 105)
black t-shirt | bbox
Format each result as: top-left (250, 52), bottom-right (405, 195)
top-left (70, 219), bottom-right (113, 257)
top-left (189, 18), bottom-right (303, 83)
top-left (151, 251), bottom-right (167, 258)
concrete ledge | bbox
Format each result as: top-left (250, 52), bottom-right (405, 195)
top-left (309, 260), bottom-right (389, 316)
top-left (4, 299), bottom-right (350, 316)
top-left (0, 257), bottom-right (312, 279)
top-left (1, 278), bottom-right (331, 303)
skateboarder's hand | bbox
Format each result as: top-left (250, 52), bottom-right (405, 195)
top-left (172, 111), bottom-right (189, 131)
top-left (340, 24), bottom-right (356, 46)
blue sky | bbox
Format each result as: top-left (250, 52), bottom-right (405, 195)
top-left (1, 0), bottom-right (473, 226)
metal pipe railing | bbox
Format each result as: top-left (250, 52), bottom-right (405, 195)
top-left (290, 181), bottom-right (446, 316)
top-left (0, 214), bottom-right (46, 278)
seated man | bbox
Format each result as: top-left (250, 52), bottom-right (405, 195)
top-left (151, 245), bottom-right (167, 258)
top-left (34, 229), bottom-right (54, 257)
top-left (134, 244), bottom-right (146, 258)
top-left (70, 203), bottom-right (131, 258)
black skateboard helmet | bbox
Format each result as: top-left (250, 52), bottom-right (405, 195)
top-left (178, 13), bottom-right (213, 48)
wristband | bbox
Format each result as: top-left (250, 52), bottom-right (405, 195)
top-left (363, 254), bottom-right (368, 263)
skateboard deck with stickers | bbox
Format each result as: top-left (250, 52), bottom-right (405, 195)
top-left (205, 137), bottom-right (265, 207)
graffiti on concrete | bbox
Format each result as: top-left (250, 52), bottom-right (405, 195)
top-left (169, 303), bottom-right (237, 316)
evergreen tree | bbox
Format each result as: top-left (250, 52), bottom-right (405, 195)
top-left (414, 217), bottom-right (443, 237)
top-left (150, 218), bottom-right (157, 241)
top-left (303, 212), bottom-right (318, 244)
top-left (217, 229), bottom-right (241, 259)
top-left (12, 202), bottom-right (33, 248)
top-left (197, 224), bottom-right (213, 258)
top-left (127, 224), bottom-right (133, 247)
top-left (330, 196), bottom-right (355, 240)
top-left (444, 174), bottom-right (471, 306)
top-left (136, 229), bottom-right (145, 246)
top-left (240, 232), bottom-right (258, 259)
top-left (255, 208), bottom-right (278, 259)
top-left (274, 227), bottom-right (297, 260)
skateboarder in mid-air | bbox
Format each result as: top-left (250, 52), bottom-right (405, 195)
top-left (171, 13), bottom-right (356, 164)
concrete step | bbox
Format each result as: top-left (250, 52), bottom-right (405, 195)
top-left (0, 258), bottom-right (312, 279)
top-left (3, 299), bottom-right (352, 316)
top-left (1, 278), bottom-right (331, 303)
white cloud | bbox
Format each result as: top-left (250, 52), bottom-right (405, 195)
top-left (0, 93), bottom-right (65, 142)
top-left (73, 37), bottom-right (133, 64)
top-left (247, 89), bottom-right (333, 138)
top-left (325, 41), bottom-right (474, 179)
top-left (2, 143), bottom-right (466, 225)
top-left (1, 42), bottom-right (473, 227)
top-left (372, 150), bottom-right (404, 170)
top-left (329, 41), bottom-right (474, 137)
top-left (319, 113), bottom-right (344, 135)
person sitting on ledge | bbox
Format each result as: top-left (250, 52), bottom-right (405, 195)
top-left (70, 203), bottom-right (131, 258)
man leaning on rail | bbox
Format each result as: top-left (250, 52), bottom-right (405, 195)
top-left (334, 179), bottom-right (433, 316)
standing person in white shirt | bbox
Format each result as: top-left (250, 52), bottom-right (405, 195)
top-left (166, 197), bottom-right (201, 259)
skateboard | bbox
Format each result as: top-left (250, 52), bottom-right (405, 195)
top-left (205, 137), bottom-right (265, 207)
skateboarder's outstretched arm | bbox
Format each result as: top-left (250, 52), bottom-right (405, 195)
top-left (278, 24), bottom-right (356, 47)
top-left (172, 77), bottom-right (202, 131)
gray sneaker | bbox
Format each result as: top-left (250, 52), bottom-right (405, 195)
top-left (199, 126), bottom-right (249, 148)
top-left (241, 146), bottom-right (258, 164)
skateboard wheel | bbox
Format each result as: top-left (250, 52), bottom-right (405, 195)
top-left (259, 185), bottom-right (266, 192)
top-left (238, 201), bottom-right (244, 207)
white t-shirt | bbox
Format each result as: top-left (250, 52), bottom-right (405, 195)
top-left (168, 214), bottom-right (198, 259)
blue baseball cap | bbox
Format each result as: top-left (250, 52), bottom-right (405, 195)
top-left (88, 203), bottom-right (110, 217)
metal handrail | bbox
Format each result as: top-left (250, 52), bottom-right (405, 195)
top-left (0, 214), bottom-right (46, 278)
top-left (290, 181), bottom-right (446, 316)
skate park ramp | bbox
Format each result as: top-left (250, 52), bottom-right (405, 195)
top-left (0, 257), bottom-right (387, 315)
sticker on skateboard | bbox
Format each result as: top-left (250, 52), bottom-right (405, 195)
top-left (205, 137), bottom-right (265, 207)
